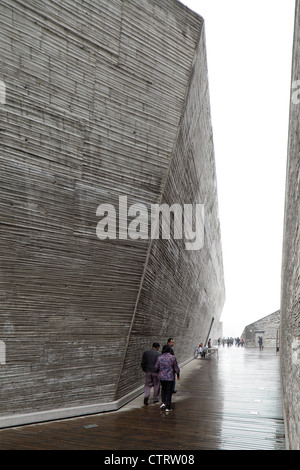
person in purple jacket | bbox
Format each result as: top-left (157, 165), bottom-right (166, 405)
top-left (155, 344), bottom-right (180, 412)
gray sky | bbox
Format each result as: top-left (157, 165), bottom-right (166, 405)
top-left (181, 0), bottom-right (296, 337)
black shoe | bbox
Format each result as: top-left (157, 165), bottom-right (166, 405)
top-left (144, 397), bottom-right (149, 405)
top-left (172, 390), bottom-right (177, 394)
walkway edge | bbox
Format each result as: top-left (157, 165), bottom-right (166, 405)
top-left (0, 356), bottom-right (194, 429)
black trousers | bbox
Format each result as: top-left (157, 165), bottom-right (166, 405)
top-left (160, 380), bottom-right (173, 408)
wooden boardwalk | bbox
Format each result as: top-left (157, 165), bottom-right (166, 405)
top-left (0, 347), bottom-right (285, 450)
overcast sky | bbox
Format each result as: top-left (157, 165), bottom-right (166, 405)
top-left (181, 0), bottom-right (296, 337)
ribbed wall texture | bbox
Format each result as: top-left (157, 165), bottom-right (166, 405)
top-left (116, 27), bottom-right (225, 399)
top-left (0, 0), bottom-right (225, 424)
top-left (280, 0), bottom-right (300, 451)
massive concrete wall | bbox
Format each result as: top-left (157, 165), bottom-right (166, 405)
top-left (280, 0), bottom-right (300, 450)
top-left (0, 0), bottom-right (225, 426)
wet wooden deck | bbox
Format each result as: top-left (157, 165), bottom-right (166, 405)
top-left (0, 347), bottom-right (285, 450)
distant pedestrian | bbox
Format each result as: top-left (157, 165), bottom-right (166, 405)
top-left (198, 343), bottom-right (206, 358)
top-left (258, 336), bottom-right (263, 351)
top-left (155, 345), bottom-right (180, 412)
top-left (141, 342), bottom-right (161, 405)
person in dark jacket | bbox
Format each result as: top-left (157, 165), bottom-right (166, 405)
top-left (155, 344), bottom-right (180, 412)
top-left (167, 337), bottom-right (175, 355)
top-left (141, 342), bottom-right (161, 405)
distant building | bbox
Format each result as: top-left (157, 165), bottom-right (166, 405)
top-left (241, 311), bottom-right (280, 349)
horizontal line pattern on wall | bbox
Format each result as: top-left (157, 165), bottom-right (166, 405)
top-left (0, 0), bottom-right (225, 422)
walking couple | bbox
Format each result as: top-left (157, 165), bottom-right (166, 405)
top-left (141, 338), bottom-right (180, 412)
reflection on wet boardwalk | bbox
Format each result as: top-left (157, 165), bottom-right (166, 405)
top-left (0, 347), bottom-right (285, 450)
